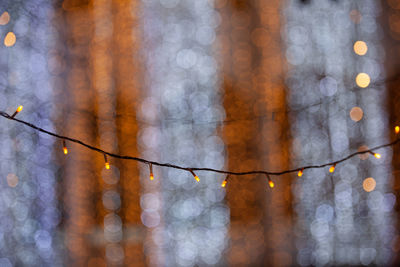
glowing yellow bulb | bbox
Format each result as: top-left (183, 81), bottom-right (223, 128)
top-left (355, 73), bottom-right (370, 88)
top-left (62, 140), bottom-right (68, 155)
top-left (353, 41), bottom-right (368, 56)
top-left (395, 126), bottom-right (399, 134)
top-left (105, 162), bottom-right (110, 169)
top-left (221, 180), bottom-right (227, 187)
top-left (374, 153), bottom-right (381, 159)
top-left (268, 180), bottom-right (274, 188)
top-left (11, 105), bottom-right (23, 118)
top-left (150, 173), bottom-right (154, 180)
top-left (329, 165), bottom-right (336, 173)
top-left (298, 169), bottom-right (303, 177)
top-left (189, 170), bottom-right (200, 182)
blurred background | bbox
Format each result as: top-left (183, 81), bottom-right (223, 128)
top-left (1, 0), bottom-right (400, 266)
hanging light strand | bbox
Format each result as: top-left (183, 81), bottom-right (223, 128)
top-left (0, 111), bottom-right (396, 180)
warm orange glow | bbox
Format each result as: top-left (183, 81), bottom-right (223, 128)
top-left (329, 164), bottom-right (336, 173)
top-left (353, 41), bottom-right (368, 56)
top-left (350, 106), bottom-right (363, 122)
top-left (4, 32), bottom-right (16, 47)
top-left (395, 126), bottom-right (399, 134)
top-left (150, 173), bottom-right (154, 180)
top-left (17, 105), bottom-right (23, 112)
top-left (268, 180), bottom-right (274, 188)
top-left (298, 169), bottom-right (303, 177)
top-left (0, 11), bottom-right (10, 25)
top-left (221, 180), bottom-right (227, 187)
top-left (355, 73), bottom-right (370, 88)
top-left (374, 153), bottom-right (381, 159)
top-left (363, 177), bottom-right (376, 192)
top-left (105, 162), bottom-right (110, 169)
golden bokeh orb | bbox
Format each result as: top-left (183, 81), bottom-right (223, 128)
top-left (363, 177), bottom-right (376, 192)
top-left (353, 41), bottom-right (368, 56)
top-left (4, 32), bottom-right (16, 47)
top-left (355, 73), bottom-right (370, 88)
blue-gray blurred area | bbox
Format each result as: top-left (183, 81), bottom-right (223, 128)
top-left (0, 0), bottom-right (64, 266)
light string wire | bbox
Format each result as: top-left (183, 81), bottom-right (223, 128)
top-left (1, 110), bottom-right (399, 181)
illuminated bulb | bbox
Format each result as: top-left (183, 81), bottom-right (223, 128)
top-left (63, 140), bottom-right (68, 155)
top-left (221, 180), bottom-right (227, 187)
top-left (104, 154), bottom-right (110, 169)
top-left (329, 164), bottom-right (336, 173)
top-left (221, 175), bottom-right (229, 188)
top-left (190, 170), bottom-right (200, 182)
top-left (374, 153), bottom-right (381, 159)
top-left (149, 163), bottom-right (154, 180)
top-left (266, 174), bottom-right (274, 188)
top-left (11, 105), bottom-right (23, 118)
top-left (395, 126), bottom-right (399, 134)
top-left (298, 169), bottom-right (303, 177)
top-left (268, 180), bottom-right (275, 188)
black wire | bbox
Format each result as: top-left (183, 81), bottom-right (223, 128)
top-left (1, 111), bottom-right (398, 177)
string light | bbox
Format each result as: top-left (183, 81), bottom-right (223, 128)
top-left (1, 110), bottom-right (400, 188)
top-left (395, 126), bottom-right (399, 134)
top-left (10, 105), bottom-right (23, 118)
top-left (298, 169), bottom-right (303, 177)
top-left (62, 140), bottom-right (68, 155)
top-left (329, 164), bottom-right (336, 173)
top-left (104, 154), bottom-right (110, 169)
top-left (266, 174), bottom-right (275, 188)
top-left (189, 169), bottom-right (200, 182)
top-left (221, 175), bottom-right (229, 187)
top-left (369, 151), bottom-right (381, 159)
top-left (149, 163), bottom-right (154, 180)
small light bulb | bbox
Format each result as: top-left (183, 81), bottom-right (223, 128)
top-left (395, 126), bottom-right (400, 134)
top-left (266, 174), bottom-right (274, 188)
top-left (104, 154), bottom-right (110, 169)
top-left (374, 153), bottom-right (381, 159)
top-left (329, 164), bottom-right (336, 173)
top-left (298, 169), bottom-right (303, 177)
top-left (268, 180), bottom-right (275, 188)
top-left (190, 170), bottom-right (200, 182)
top-left (221, 180), bottom-right (227, 187)
top-left (11, 105), bottom-right (23, 118)
top-left (63, 140), bottom-right (68, 155)
top-left (149, 163), bottom-right (154, 180)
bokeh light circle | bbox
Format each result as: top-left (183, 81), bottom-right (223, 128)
top-left (353, 41), bottom-right (368, 56)
top-left (363, 177), bottom-right (376, 192)
top-left (355, 73), bottom-right (370, 88)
